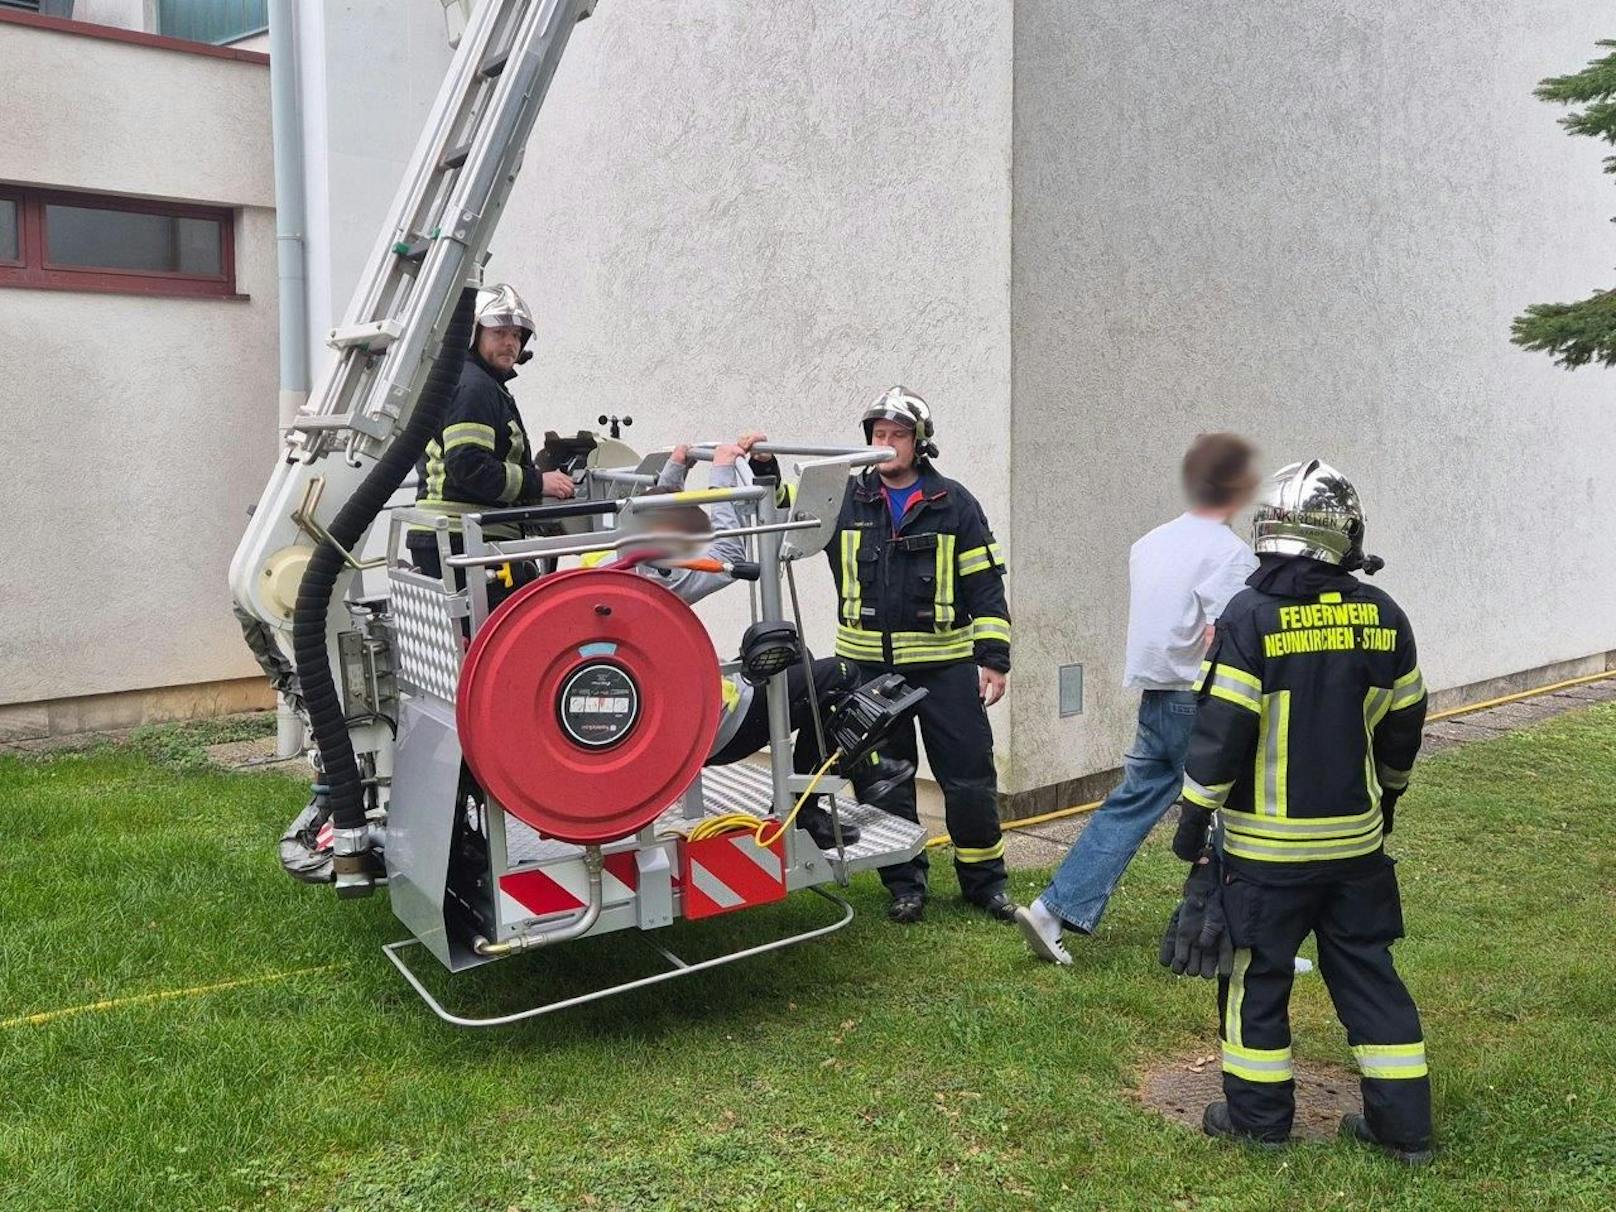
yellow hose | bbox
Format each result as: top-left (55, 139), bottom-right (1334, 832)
top-left (683, 751), bottom-right (842, 848)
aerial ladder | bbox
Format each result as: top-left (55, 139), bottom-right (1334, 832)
top-left (229, 0), bottom-right (929, 1024)
top-left (232, 0), bottom-right (602, 883)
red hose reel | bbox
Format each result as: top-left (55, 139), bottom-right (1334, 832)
top-left (456, 568), bottom-right (722, 844)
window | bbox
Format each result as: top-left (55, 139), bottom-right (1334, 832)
top-left (0, 187), bottom-right (238, 298)
top-left (157, 0), bottom-right (268, 45)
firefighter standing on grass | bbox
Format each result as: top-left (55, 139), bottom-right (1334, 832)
top-left (821, 387), bottom-right (1015, 924)
top-left (1167, 459), bottom-right (1433, 1163)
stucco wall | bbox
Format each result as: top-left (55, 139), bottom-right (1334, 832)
top-left (1009, 0), bottom-right (1616, 792)
top-left (482, 0), bottom-right (1014, 761)
top-left (0, 21), bottom-right (272, 208)
top-left (0, 24), bottom-right (277, 706)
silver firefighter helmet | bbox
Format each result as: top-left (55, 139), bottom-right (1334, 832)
top-left (472, 282), bottom-right (535, 347)
top-left (1251, 459), bottom-right (1367, 567)
top-left (861, 385), bottom-right (938, 459)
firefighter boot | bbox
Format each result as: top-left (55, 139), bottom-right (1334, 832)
top-left (1202, 1102), bottom-right (1289, 1150)
top-left (797, 797), bottom-right (861, 849)
top-left (887, 893), bottom-right (926, 924)
top-left (1339, 1114), bottom-right (1433, 1167)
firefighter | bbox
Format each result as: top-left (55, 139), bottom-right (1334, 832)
top-left (813, 387), bottom-right (1014, 923)
top-left (1170, 459), bottom-right (1432, 1163)
top-left (406, 283), bottom-right (574, 597)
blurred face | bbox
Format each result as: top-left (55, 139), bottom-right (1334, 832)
top-left (476, 324), bottom-right (525, 372)
top-left (639, 505), bottom-right (709, 558)
top-left (870, 419), bottom-right (917, 476)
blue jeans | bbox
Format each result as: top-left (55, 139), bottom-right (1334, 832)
top-left (1040, 689), bottom-right (1197, 933)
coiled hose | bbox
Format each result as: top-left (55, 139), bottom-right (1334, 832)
top-left (292, 286), bottom-right (476, 834)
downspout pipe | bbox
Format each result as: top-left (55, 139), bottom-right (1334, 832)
top-left (269, 0), bottom-right (310, 759)
top-left (269, 0), bottom-right (309, 433)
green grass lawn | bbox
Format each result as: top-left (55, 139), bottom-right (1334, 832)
top-left (3, 707), bottom-right (1615, 1211)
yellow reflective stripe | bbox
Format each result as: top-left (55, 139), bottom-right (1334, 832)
top-left (839, 532), bottom-right (862, 626)
top-left (424, 438), bottom-right (446, 501)
top-left (507, 420), bottom-right (525, 462)
top-left (442, 423), bottom-right (496, 453)
top-left (1319, 592), bottom-right (1342, 604)
top-left (955, 839), bottom-right (1005, 863)
top-left (1363, 686), bottom-right (1393, 804)
top-left (1205, 663), bottom-right (1262, 712)
top-left (1217, 664), bottom-right (1262, 691)
top-left (1222, 1041), bottom-right (1294, 1083)
top-left (956, 542), bottom-right (1004, 577)
top-left (972, 616), bottom-right (1011, 645)
top-left (1255, 691), bottom-right (1290, 818)
top-left (1223, 831), bottom-right (1383, 863)
top-left (935, 534), bottom-right (956, 627)
top-left (720, 677), bottom-right (741, 712)
top-left (579, 550), bottom-right (612, 569)
top-left (1376, 762), bottom-right (1411, 792)
top-left (1225, 949), bottom-right (1250, 1047)
top-left (835, 626), bottom-right (979, 665)
top-left (1222, 807), bottom-right (1381, 840)
top-left (1353, 1042), bottom-right (1428, 1079)
top-left (500, 461), bottom-right (523, 504)
top-left (1390, 667), bottom-right (1426, 711)
top-left (1181, 774), bottom-right (1232, 810)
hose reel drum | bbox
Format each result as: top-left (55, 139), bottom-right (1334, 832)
top-left (456, 568), bottom-right (722, 844)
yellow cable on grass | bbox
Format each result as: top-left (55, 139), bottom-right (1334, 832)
top-left (2, 964), bottom-right (339, 1030)
top-left (685, 751), bottom-right (842, 848)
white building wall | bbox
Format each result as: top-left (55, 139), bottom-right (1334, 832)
top-left (310, 1), bottom-right (1017, 767)
top-left (487, 0), bottom-right (1015, 755)
top-left (0, 21), bottom-right (277, 716)
top-left (1008, 0), bottom-right (1616, 795)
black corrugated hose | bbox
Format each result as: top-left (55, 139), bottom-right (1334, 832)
top-left (292, 286), bottom-right (476, 834)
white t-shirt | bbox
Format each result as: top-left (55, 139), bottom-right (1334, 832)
top-left (1123, 512), bottom-right (1259, 691)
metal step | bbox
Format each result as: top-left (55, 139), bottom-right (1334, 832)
top-left (502, 762), bottom-right (929, 879)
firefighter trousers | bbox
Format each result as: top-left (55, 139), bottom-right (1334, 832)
top-left (708, 657), bottom-right (861, 775)
top-left (1217, 855), bottom-right (1431, 1149)
top-left (854, 659), bottom-right (1006, 903)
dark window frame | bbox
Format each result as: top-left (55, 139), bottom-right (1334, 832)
top-left (0, 185), bottom-right (22, 267)
top-left (0, 185), bottom-right (241, 299)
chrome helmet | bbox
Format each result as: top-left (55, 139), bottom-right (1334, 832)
top-left (1252, 459), bottom-right (1371, 568)
top-left (861, 385), bottom-right (938, 459)
top-left (472, 283), bottom-right (536, 360)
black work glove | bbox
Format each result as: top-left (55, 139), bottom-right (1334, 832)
top-left (1159, 857), bottom-right (1234, 979)
top-left (1171, 801), bottom-right (1214, 862)
top-left (1381, 787), bottom-right (1402, 837)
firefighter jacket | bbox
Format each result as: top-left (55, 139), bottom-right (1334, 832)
top-left (411, 353), bottom-right (543, 540)
top-left (1181, 556), bottom-right (1426, 876)
top-left (825, 466), bottom-right (1011, 672)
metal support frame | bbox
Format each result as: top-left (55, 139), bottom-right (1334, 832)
top-left (382, 887), bottom-right (855, 1028)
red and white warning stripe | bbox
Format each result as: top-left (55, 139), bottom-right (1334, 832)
top-left (498, 850), bottom-right (641, 923)
top-left (680, 831), bottom-right (787, 920)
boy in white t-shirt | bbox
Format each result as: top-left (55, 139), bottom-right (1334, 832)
top-left (1017, 434), bottom-right (1259, 964)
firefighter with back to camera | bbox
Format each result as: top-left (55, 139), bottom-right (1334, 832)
top-left (1162, 459), bottom-right (1433, 1165)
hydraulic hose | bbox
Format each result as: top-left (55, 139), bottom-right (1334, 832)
top-left (292, 287), bottom-right (476, 841)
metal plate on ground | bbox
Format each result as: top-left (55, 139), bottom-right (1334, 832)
top-left (502, 761), bottom-right (927, 878)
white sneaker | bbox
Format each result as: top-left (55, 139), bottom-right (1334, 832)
top-left (1014, 898), bottom-right (1073, 966)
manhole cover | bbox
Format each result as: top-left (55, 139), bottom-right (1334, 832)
top-left (1138, 1051), bottom-right (1362, 1142)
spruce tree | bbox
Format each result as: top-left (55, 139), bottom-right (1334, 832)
top-left (1513, 40), bottom-right (1616, 369)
